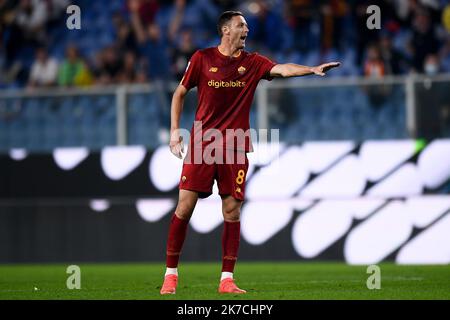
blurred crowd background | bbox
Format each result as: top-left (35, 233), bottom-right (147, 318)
top-left (0, 0), bottom-right (449, 89)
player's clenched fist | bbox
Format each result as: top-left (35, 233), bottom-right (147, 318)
top-left (170, 133), bottom-right (184, 159)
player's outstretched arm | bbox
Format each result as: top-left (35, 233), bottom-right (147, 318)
top-left (270, 62), bottom-right (341, 78)
top-left (170, 84), bottom-right (188, 159)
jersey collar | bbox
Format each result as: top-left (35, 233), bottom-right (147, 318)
top-left (215, 47), bottom-right (244, 60)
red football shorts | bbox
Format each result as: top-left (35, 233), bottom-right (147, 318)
top-left (179, 148), bottom-right (249, 201)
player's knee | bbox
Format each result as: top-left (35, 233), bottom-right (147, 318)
top-left (223, 207), bottom-right (241, 222)
top-left (175, 200), bottom-right (195, 220)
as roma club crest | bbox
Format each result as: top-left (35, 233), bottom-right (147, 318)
top-left (238, 66), bottom-right (246, 75)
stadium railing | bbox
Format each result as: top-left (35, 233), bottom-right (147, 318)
top-left (0, 74), bottom-right (449, 152)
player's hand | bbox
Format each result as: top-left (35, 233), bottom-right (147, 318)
top-left (169, 134), bottom-right (184, 159)
top-left (312, 62), bottom-right (341, 76)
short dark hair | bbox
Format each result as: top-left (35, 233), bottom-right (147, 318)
top-left (217, 11), bottom-right (243, 37)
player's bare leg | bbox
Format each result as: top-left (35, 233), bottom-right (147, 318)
top-left (160, 189), bottom-right (198, 295)
top-left (218, 195), bottom-right (246, 294)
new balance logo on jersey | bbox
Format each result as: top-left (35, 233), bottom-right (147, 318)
top-left (209, 67), bottom-right (218, 73)
top-left (238, 66), bottom-right (246, 74)
top-left (208, 80), bottom-right (246, 89)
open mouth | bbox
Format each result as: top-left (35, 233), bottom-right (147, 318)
top-left (240, 36), bottom-right (247, 41)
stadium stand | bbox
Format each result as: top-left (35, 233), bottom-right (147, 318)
top-left (0, 0), bottom-right (449, 150)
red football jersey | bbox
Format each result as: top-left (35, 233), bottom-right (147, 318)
top-left (181, 47), bottom-right (276, 153)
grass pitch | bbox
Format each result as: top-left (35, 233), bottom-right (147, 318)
top-left (0, 262), bottom-right (449, 300)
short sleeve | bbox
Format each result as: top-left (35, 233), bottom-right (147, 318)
top-left (181, 51), bottom-right (202, 90)
top-left (255, 53), bottom-right (277, 81)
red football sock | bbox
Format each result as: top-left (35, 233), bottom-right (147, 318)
top-left (221, 220), bottom-right (241, 272)
top-left (166, 213), bottom-right (189, 268)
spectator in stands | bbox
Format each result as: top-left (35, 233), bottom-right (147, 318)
top-left (423, 53), bottom-right (441, 76)
top-left (142, 23), bottom-right (170, 79)
top-left (92, 50), bottom-right (107, 85)
top-left (0, 0), bottom-right (16, 16)
top-left (364, 44), bottom-right (385, 78)
top-left (167, 0), bottom-right (185, 41)
top-left (0, 0), bottom-right (18, 34)
top-left (73, 59), bottom-right (94, 86)
top-left (379, 33), bottom-right (411, 75)
top-left (410, 9), bottom-right (440, 72)
top-left (15, 0), bottom-right (48, 43)
top-left (45, 0), bottom-right (69, 24)
top-left (58, 45), bottom-right (92, 87)
top-left (285, 0), bottom-right (316, 53)
top-left (363, 44), bottom-right (389, 108)
top-left (171, 29), bottom-right (197, 81)
top-left (2, 0), bottom-right (47, 84)
top-left (354, 1), bottom-right (380, 66)
top-left (390, 0), bottom-right (436, 26)
top-left (243, 0), bottom-right (283, 53)
top-left (443, 3), bottom-right (450, 32)
top-left (27, 47), bottom-right (58, 87)
top-left (439, 38), bottom-right (450, 73)
top-left (113, 11), bottom-right (139, 55)
top-left (1, 0), bottom-right (18, 84)
top-left (132, 54), bottom-right (151, 84)
top-left (127, 0), bottom-right (160, 27)
top-left (135, 69), bottom-right (149, 83)
top-left (2, 0), bottom-right (450, 89)
top-left (129, 0), bottom-right (170, 79)
top-left (320, 0), bottom-right (349, 52)
top-left (95, 45), bottom-right (123, 84)
top-left (117, 50), bottom-right (145, 83)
